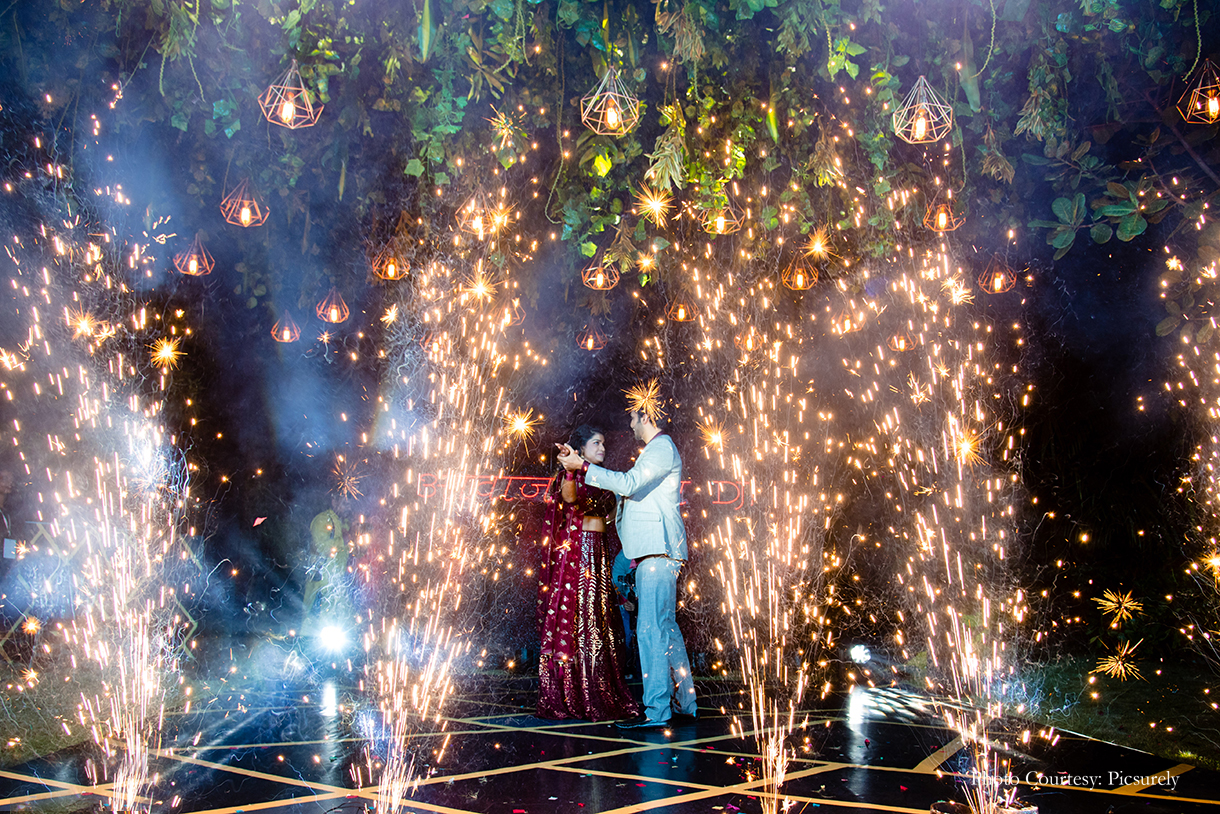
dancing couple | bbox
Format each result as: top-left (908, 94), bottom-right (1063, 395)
top-left (535, 396), bottom-right (698, 729)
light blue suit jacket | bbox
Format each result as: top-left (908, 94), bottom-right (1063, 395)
top-left (585, 433), bottom-right (687, 562)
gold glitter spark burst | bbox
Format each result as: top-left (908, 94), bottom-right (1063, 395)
top-left (1094, 639), bottom-right (1144, 681)
top-left (1093, 589), bottom-right (1144, 628)
top-left (68, 309), bottom-right (96, 338)
top-left (803, 226), bottom-right (834, 258)
top-left (951, 426), bottom-right (984, 467)
top-left (503, 408), bottom-right (542, 443)
top-left (486, 106), bottom-right (524, 153)
top-left (700, 420), bottom-right (725, 451)
top-left (463, 261), bottom-right (497, 301)
top-left (635, 185), bottom-right (673, 227)
top-left (22, 616), bottom-right (41, 635)
top-left (150, 337), bottom-right (183, 369)
top-left (942, 277), bottom-right (975, 305)
top-left (381, 304), bottom-right (399, 325)
top-left (20, 669), bottom-right (38, 686)
top-left (333, 457), bottom-right (364, 500)
top-left (625, 379), bottom-right (665, 423)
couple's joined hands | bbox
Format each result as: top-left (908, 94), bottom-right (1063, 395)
top-left (555, 443), bottom-right (586, 472)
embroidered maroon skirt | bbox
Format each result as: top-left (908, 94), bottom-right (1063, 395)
top-left (537, 528), bottom-right (638, 720)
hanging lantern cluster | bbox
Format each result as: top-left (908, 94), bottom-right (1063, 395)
top-left (893, 76), bottom-right (953, 144)
top-left (581, 259), bottom-right (620, 291)
top-left (316, 288), bottom-right (350, 324)
top-left (173, 234), bottom-right (214, 276)
top-left (259, 60), bottom-right (324, 129)
top-left (1178, 59), bottom-right (1220, 125)
top-left (271, 311), bottom-right (301, 343)
top-left (580, 65), bottom-right (641, 136)
top-left (220, 179), bottom-right (270, 227)
top-left (577, 324), bottom-right (607, 351)
top-left (979, 256), bottom-right (1018, 293)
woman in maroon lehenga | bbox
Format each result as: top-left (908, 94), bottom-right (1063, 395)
top-left (536, 425), bottom-right (639, 720)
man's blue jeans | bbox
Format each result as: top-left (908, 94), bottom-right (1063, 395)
top-left (635, 556), bottom-right (697, 721)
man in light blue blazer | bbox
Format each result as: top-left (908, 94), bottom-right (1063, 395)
top-left (559, 407), bottom-right (697, 729)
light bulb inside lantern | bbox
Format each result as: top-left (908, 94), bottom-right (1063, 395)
top-left (596, 271), bottom-right (606, 287)
top-left (329, 307), bottom-right (339, 321)
top-left (585, 336), bottom-right (594, 350)
top-left (188, 255), bottom-right (198, 274)
top-left (993, 274), bottom-right (1003, 292)
top-left (282, 329), bottom-right (292, 341)
top-left (795, 273), bottom-right (806, 288)
top-left (386, 261), bottom-right (398, 278)
top-left (1208, 94), bottom-right (1220, 121)
top-left (280, 98), bottom-right (296, 124)
top-left (937, 209), bottom-right (949, 230)
top-left (715, 214), bottom-right (726, 233)
top-left (605, 101), bottom-right (620, 129)
top-left (913, 108), bottom-right (928, 141)
top-left (677, 306), bottom-right (686, 320)
top-left (240, 205), bottom-right (252, 226)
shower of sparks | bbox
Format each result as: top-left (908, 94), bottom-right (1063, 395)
top-left (635, 185), bottom-right (673, 227)
top-left (150, 336), bottom-right (183, 369)
top-left (382, 303), bottom-right (399, 324)
top-left (333, 456), bottom-right (365, 499)
top-left (699, 420), bottom-right (724, 451)
top-left (503, 408), bottom-right (542, 443)
top-left (624, 378), bottom-right (664, 422)
top-left (1094, 639), bottom-right (1144, 681)
top-left (1093, 589), bottom-right (1143, 628)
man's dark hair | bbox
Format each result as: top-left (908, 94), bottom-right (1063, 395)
top-left (568, 424), bottom-right (605, 452)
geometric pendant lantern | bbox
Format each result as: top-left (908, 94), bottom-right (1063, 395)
top-left (580, 65), bottom-right (641, 136)
top-left (316, 288), bottom-right (350, 324)
top-left (1177, 59), bottom-right (1220, 125)
top-left (258, 59), bottom-right (324, 129)
top-left (893, 76), bottom-right (953, 144)
top-left (173, 233), bottom-right (214, 276)
top-left (220, 179), bottom-right (270, 227)
top-left (271, 310), bottom-right (301, 343)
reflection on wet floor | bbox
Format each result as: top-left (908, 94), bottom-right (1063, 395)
top-left (0, 680), bottom-right (1215, 813)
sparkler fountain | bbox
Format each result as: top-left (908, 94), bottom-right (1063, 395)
top-left (2, 187), bottom-right (194, 809)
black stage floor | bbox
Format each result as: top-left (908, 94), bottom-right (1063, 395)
top-left (1, 677), bottom-right (1215, 813)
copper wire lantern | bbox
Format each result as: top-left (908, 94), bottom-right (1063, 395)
top-left (220, 179), bottom-right (270, 227)
top-left (782, 257), bottom-right (819, 291)
top-left (893, 76), bottom-right (954, 144)
top-left (734, 327), bottom-right (763, 353)
top-left (581, 259), bottom-right (620, 291)
top-left (271, 311), bottom-right (301, 343)
top-left (702, 200), bottom-right (743, 235)
top-left (924, 194), bottom-right (965, 233)
top-left (258, 59), bottom-right (323, 129)
top-left (1178, 59), bottom-right (1220, 124)
top-left (372, 240), bottom-right (411, 281)
top-left (978, 256), bottom-right (1018, 293)
top-left (887, 332), bottom-right (914, 352)
top-left (577, 324), bottom-right (607, 351)
top-left (667, 299), bottom-right (696, 322)
top-left (497, 297), bottom-right (525, 329)
top-left (173, 234), bottom-right (214, 276)
top-left (316, 288), bottom-right (350, 324)
top-left (580, 65), bottom-right (641, 136)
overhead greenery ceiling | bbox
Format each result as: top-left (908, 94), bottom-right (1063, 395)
top-left (2, 0), bottom-right (1218, 335)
